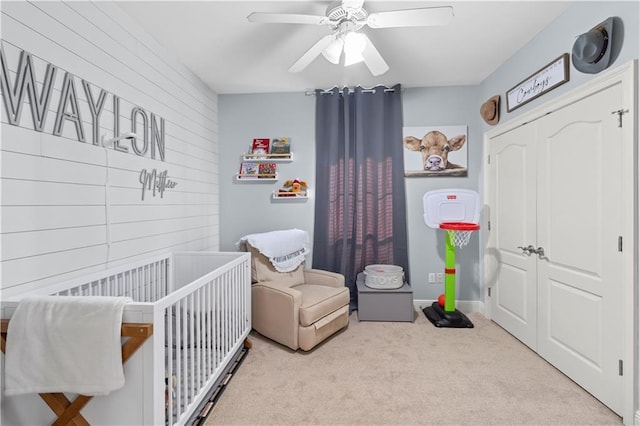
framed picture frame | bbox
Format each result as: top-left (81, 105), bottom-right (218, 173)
top-left (506, 53), bottom-right (570, 112)
top-left (402, 125), bottom-right (468, 177)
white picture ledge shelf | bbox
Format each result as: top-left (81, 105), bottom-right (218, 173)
top-left (236, 173), bottom-right (278, 181)
top-left (272, 191), bottom-right (309, 200)
top-left (242, 153), bottom-right (293, 162)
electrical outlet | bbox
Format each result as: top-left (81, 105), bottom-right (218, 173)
top-left (436, 273), bottom-right (444, 282)
top-left (428, 273), bottom-right (435, 283)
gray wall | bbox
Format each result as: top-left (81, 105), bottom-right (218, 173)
top-left (480, 1), bottom-right (639, 129)
top-left (218, 93), bottom-right (317, 257)
top-left (219, 86), bottom-right (483, 303)
top-left (402, 86), bottom-right (483, 302)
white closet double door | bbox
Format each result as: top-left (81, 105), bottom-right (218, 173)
top-left (488, 82), bottom-right (625, 414)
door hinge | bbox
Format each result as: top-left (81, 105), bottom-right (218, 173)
top-left (488, 220), bottom-right (491, 231)
top-left (619, 359), bottom-right (623, 376)
top-left (611, 109), bottom-right (629, 128)
top-left (618, 236), bottom-right (623, 252)
top-left (487, 155), bottom-right (491, 165)
top-left (488, 287), bottom-right (492, 297)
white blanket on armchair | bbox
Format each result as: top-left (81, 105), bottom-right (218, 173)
top-left (4, 295), bottom-right (131, 396)
top-left (238, 228), bottom-right (310, 272)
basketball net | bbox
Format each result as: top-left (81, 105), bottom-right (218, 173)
top-left (440, 222), bottom-right (480, 248)
top-left (446, 229), bottom-right (474, 248)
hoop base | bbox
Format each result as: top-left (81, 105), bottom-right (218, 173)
top-left (422, 302), bottom-right (474, 328)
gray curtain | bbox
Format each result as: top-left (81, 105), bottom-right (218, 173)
top-left (312, 84), bottom-right (408, 312)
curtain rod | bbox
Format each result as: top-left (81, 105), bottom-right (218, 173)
top-left (304, 86), bottom-right (400, 96)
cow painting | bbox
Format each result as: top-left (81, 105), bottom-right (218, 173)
top-left (402, 127), bottom-right (468, 177)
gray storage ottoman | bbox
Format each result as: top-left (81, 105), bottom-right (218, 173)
top-left (356, 272), bottom-right (414, 322)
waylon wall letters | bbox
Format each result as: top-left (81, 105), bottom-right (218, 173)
top-left (1, 42), bottom-right (178, 200)
top-left (0, 43), bottom-right (165, 161)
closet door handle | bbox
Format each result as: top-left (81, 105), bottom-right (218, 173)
top-left (535, 247), bottom-right (546, 259)
top-left (517, 245), bottom-right (536, 255)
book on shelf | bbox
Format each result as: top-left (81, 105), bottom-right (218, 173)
top-left (270, 137), bottom-right (291, 156)
top-left (251, 138), bottom-right (270, 155)
top-left (258, 163), bottom-right (277, 177)
top-left (238, 161), bottom-right (259, 177)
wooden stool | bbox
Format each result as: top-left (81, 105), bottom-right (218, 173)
top-left (1, 319), bottom-right (153, 426)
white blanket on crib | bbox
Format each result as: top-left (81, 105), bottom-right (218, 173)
top-left (4, 295), bottom-right (131, 396)
top-left (238, 228), bottom-right (310, 272)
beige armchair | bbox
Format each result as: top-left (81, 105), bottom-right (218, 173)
top-left (243, 243), bottom-right (350, 351)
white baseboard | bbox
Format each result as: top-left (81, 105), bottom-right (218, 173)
top-left (633, 409), bottom-right (640, 425)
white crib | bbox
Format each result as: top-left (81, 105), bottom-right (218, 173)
top-left (1, 251), bottom-right (251, 425)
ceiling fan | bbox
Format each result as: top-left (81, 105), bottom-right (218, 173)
top-left (247, 0), bottom-right (453, 76)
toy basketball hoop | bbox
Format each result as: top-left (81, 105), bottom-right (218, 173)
top-left (440, 222), bottom-right (480, 248)
top-left (422, 189), bottom-right (480, 328)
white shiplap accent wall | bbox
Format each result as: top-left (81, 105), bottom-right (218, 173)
top-left (0, 1), bottom-right (219, 297)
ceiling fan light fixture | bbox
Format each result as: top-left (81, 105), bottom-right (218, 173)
top-left (343, 31), bottom-right (366, 66)
top-left (322, 37), bottom-right (344, 64)
top-left (248, 2), bottom-right (454, 74)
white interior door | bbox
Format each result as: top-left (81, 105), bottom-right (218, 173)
top-left (488, 125), bottom-right (537, 350)
top-left (536, 83), bottom-right (623, 414)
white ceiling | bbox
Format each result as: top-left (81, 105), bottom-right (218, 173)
top-left (115, 1), bottom-right (574, 94)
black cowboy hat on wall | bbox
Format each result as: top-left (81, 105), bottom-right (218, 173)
top-left (572, 17), bottom-right (621, 74)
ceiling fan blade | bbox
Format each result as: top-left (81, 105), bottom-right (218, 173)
top-left (247, 12), bottom-right (327, 25)
top-left (360, 34), bottom-right (389, 76)
top-left (342, 0), bottom-right (365, 9)
top-left (367, 6), bottom-right (453, 29)
top-left (289, 35), bottom-right (334, 73)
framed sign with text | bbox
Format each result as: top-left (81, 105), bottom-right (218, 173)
top-left (506, 53), bottom-right (570, 112)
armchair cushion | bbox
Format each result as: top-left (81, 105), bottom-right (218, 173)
top-left (294, 284), bottom-right (350, 327)
top-left (303, 269), bottom-right (345, 288)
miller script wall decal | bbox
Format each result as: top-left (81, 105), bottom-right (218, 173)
top-left (0, 43), bottom-right (165, 161)
top-left (139, 169), bottom-right (178, 201)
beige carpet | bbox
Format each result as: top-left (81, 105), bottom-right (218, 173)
top-left (205, 309), bottom-right (622, 425)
